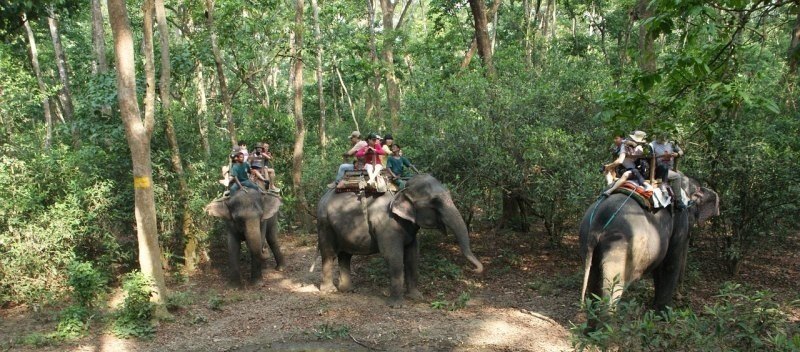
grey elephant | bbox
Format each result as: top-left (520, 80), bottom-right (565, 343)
top-left (205, 191), bottom-right (285, 286)
top-left (316, 174), bottom-right (484, 307)
top-left (579, 174), bottom-right (719, 313)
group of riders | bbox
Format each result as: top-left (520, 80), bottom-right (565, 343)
top-left (219, 129), bottom-right (684, 206)
top-left (601, 130), bottom-right (687, 208)
top-left (220, 131), bottom-right (417, 196)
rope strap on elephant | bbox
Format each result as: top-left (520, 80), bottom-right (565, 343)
top-left (590, 190), bottom-right (636, 230)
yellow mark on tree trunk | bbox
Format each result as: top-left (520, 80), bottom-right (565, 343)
top-left (134, 176), bottom-right (152, 189)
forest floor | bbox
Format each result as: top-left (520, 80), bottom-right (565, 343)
top-left (2, 224), bottom-right (798, 351)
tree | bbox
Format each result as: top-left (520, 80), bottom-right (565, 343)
top-left (107, 0), bottom-right (169, 317)
top-left (468, 0), bottom-right (495, 76)
top-left (47, 6), bottom-right (80, 147)
top-left (311, 0), bottom-right (327, 148)
top-left (23, 13), bottom-right (54, 148)
top-left (91, 0), bottom-right (111, 117)
top-left (292, 0), bottom-right (312, 230)
top-left (205, 0), bottom-right (236, 146)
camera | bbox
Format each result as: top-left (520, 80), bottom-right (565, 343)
top-left (256, 151), bottom-right (262, 156)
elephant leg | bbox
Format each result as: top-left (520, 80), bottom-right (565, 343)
top-left (600, 244), bottom-right (628, 312)
top-left (226, 232), bottom-right (243, 287)
top-left (264, 218), bottom-right (285, 271)
top-left (318, 225), bottom-right (338, 293)
top-left (379, 237), bottom-right (406, 307)
top-left (653, 219), bottom-right (689, 311)
top-left (404, 238), bottom-right (422, 300)
top-left (337, 252), bottom-right (353, 293)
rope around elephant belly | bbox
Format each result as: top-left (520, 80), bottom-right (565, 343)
top-left (602, 191), bottom-right (634, 230)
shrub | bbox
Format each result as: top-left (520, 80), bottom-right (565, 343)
top-left (571, 282), bottom-right (800, 351)
top-left (112, 272), bottom-right (155, 339)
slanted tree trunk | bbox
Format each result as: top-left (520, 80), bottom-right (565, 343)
top-left (91, 0), bottom-right (112, 117)
top-left (460, 1), bottom-right (501, 70)
top-left (107, 0), bottom-right (169, 318)
top-left (205, 0), bottom-right (236, 146)
top-left (468, 0), bottom-right (495, 76)
top-left (311, 0), bottom-right (327, 148)
top-left (154, 0), bottom-right (196, 273)
top-left (23, 13), bottom-right (54, 149)
top-left (195, 62), bottom-right (211, 159)
top-left (47, 6), bottom-right (80, 148)
top-left (292, 0), bottom-right (312, 231)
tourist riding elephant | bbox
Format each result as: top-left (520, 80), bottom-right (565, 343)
top-left (205, 191), bottom-right (285, 286)
top-left (579, 174), bottom-right (719, 314)
top-left (316, 174), bottom-right (484, 307)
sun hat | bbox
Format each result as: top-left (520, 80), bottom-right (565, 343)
top-left (349, 131), bottom-right (361, 139)
top-left (629, 130), bottom-right (647, 143)
top-left (383, 134), bottom-right (393, 140)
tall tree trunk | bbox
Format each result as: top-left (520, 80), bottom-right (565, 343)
top-left (365, 0), bottom-right (382, 121)
top-left (335, 62), bottom-right (358, 131)
top-left (91, 0), bottom-right (112, 117)
top-left (107, 0), bottom-right (169, 318)
top-left (206, 0), bottom-right (236, 146)
top-left (292, 0), bottom-right (312, 230)
top-left (468, 0), bottom-right (495, 76)
top-left (379, 0), bottom-right (401, 130)
top-left (634, 0), bottom-right (656, 73)
top-left (195, 61), bottom-right (211, 159)
top-left (47, 7), bottom-right (80, 148)
top-left (789, 6), bottom-right (800, 75)
top-left (155, 0), bottom-right (196, 273)
top-left (24, 13), bottom-right (54, 149)
top-left (311, 0), bottom-right (327, 148)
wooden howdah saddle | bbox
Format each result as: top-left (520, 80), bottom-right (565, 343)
top-left (335, 169), bottom-right (397, 194)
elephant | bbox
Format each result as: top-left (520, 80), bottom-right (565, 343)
top-left (316, 173), bottom-right (484, 307)
top-left (579, 173), bottom-right (719, 314)
top-left (205, 191), bottom-right (285, 286)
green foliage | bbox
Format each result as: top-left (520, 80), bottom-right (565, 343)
top-left (207, 294), bottom-right (224, 311)
top-left (112, 272), bottom-right (155, 339)
top-left (55, 305), bottom-right (92, 339)
top-left (430, 291), bottom-right (471, 311)
top-left (165, 291), bottom-right (194, 311)
top-left (66, 260), bottom-right (107, 308)
top-left (572, 283), bottom-right (800, 351)
top-left (313, 323), bottom-right (351, 340)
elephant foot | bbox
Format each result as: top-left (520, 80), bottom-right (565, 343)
top-left (387, 297), bottom-right (405, 308)
top-left (227, 279), bottom-right (243, 289)
top-left (319, 283), bottom-right (337, 294)
top-left (274, 265), bottom-right (285, 272)
top-left (406, 289), bottom-right (423, 301)
top-left (250, 277), bottom-right (265, 287)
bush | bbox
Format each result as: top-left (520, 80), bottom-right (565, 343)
top-left (571, 283), bottom-right (800, 351)
top-left (112, 272), bottom-right (155, 339)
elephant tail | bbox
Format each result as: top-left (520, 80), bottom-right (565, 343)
top-left (580, 230), bottom-right (601, 305)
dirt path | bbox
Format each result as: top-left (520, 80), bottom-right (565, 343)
top-left (3, 230), bottom-right (582, 351)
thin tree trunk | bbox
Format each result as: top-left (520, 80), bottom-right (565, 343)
top-left (91, 0), bottom-right (112, 117)
top-left (379, 0), bottom-right (401, 131)
top-left (107, 0), bottom-right (169, 318)
top-left (523, 0), bottom-right (533, 67)
top-left (288, 31), bottom-right (295, 108)
top-left (468, 0), bottom-right (495, 76)
top-left (311, 0), bottom-right (327, 148)
top-left (335, 63), bottom-right (358, 131)
top-left (206, 0), bottom-right (236, 146)
top-left (154, 0), bottom-right (196, 273)
top-left (365, 0), bottom-right (382, 121)
top-left (460, 39), bottom-right (478, 69)
top-left (195, 61), bottom-right (211, 159)
top-left (292, 0), bottom-right (312, 230)
top-left (24, 13), bottom-right (54, 149)
top-left (47, 7), bottom-right (80, 148)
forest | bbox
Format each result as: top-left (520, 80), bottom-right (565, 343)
top-left (0, 0), bottom-right (798, 350)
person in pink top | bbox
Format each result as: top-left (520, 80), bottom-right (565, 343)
top-left (356, 133), bottom-right (386, 186)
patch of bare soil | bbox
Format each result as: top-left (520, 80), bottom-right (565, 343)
top-left (2, 227), bottom-right (797, 351)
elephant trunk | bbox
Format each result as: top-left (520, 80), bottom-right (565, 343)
top-left (442, 206), bottom-right (484, 274)
top-left (243, 218), bottom-right (266, 260)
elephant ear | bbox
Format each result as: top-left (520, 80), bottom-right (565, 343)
top-left (692, 187), bottom-right (719, 224)
top-left (205, 199), bottom-right (231, 219)
top-left (261, 193), bottom-right (282, 220)
top-left (390, 191), bottom-right (416, 223)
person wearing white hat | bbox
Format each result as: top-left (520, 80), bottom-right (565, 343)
top-left (602, 130), bottom-right (650, 197)
top-left (650, 133), bottom-right (685, 207)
